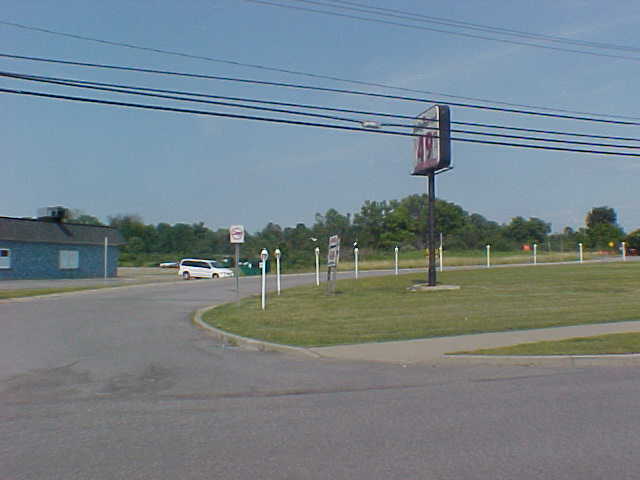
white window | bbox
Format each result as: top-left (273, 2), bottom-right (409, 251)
top-left (59, 250), bottom-right (79, 270)
top-left (0, 249), bottom-right (10, 269)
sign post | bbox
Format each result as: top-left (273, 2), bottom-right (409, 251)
top-left (622, 242), bottom-right (627, 261)
top-left (486, 245), bottom-right (491, 268)
top-left (260, 248), bottom-right (268, 310)
top-left (533, 243), bottom-right (537, 265)
top-left (412, 104), bottom-right (451, 287)
top-left (229, 225), bottom-right (245, 294)
top-left (275, 248), bottom-right (282, 295)
top-left (314, 246), bottom-right (320, 287)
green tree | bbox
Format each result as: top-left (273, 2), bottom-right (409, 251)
top-left (624, 229), bottom-right (640, 250)
top-left (586, 206), bottom-right (617, 229)
top-left (66, 209), bottom-right (103, 226)
top-left (584, 206), bottom-right (624, 249)
top-left (503, 217), bottom-right (550, 245)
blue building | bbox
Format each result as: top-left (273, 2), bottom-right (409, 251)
top-left (0, 210), bottom-right (125, 280)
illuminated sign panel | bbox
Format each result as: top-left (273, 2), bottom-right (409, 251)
top-left (412, 105), bottom-right (451, 175)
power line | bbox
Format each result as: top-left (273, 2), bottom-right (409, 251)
top-left (2, 20), bottom-right (640, 121)
top-left (2, 52), bottom-right (640, 127)
top-left (5, 70), bottom-right (640, 150)
top-left (3, 86), bottom-right (640, 157)
top-left (247, 0), bottom-right (640, 63)
top-left (4, 68), bottom-right (639, 144)
top-left (294, 0), bottom-right (640, 53)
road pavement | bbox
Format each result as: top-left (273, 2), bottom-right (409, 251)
top-left (3, 268), bottom-right (640, 479)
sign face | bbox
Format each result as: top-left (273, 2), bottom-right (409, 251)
top-left (229, 225), bottom-right (245, 244)
top-left (327, 235), bottom-right (340, 268)
top-left (412, 104), bottom-right (451, 175)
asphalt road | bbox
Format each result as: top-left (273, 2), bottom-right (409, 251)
top-left (2, 272), bottom-right (640, 479)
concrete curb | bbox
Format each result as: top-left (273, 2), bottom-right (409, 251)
top-left (192, 305), bottom-right (321, 359)
top-left (191, 307), bottom-right (640, 367)
top-left (441, 353), bottom-right (640, 367)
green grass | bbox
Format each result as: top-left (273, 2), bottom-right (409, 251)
top-left (203, 262), bottom-right (640, 347)
top-left (456, 333), bottom-right (640, 356)
top-left (350, 250), bottom-right (600, 271)
top-left (0, 285), bottom-right (111, 299)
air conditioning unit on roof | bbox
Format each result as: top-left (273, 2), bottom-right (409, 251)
top-left (37, 206), bottom-right (68, 222)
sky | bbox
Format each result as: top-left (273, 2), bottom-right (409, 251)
top-left (2, 0), bottom-right (640, 235)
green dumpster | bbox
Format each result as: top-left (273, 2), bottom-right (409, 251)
top-left (239, 259), bottom-right (270, 276)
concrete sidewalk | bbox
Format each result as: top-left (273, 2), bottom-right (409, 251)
top-left (309, 320), bottom-right (640, 366)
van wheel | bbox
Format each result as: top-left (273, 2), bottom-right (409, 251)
top-left (212, 273), bottom-right (219, 279)
top-left (182, 271), bottom-right (191, 280)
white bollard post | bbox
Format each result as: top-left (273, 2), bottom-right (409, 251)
top-left (439, 244), bottom-right (444, 272)
top-left (394, 246), bottom-right (399, 276)
top-left (533, 243), bottom-right (537, 265)
top-left (579, 243), bottom-right (583, 264)
top-left (354, 247), bottom-right (359, 279)
top-left (314, 246), bottom-right (320, 286)
top-left (622, 242), bottom-right (627, 262)
top-left (260, 248), bottom-right (268, 310)
top-left (486, 245), bottom-right (491, 268)
top-left (275, 248), bottom-right (281, 295)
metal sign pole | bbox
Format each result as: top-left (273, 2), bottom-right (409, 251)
top-left (427, 172), bottom-right (436, 286)
top-left (235, 243), bottom-right (240, 295)
top-left (315, 247), bottom-right (320, 286)
top-left (229, 225), bottom-right (246, 295)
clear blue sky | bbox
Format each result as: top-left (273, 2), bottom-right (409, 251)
top-left (2, 0), bottom-right (639, 234)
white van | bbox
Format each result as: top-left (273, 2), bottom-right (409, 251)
top-left (178, 259), bottom-right (234, 280)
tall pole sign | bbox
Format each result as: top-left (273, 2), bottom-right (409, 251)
top-left (229, 225), bottom-right (245, 294)
top-left (412, 104), bottom-right (452, 287)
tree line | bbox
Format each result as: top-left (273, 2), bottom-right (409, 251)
top-left (66, 197), bottom-right (637, 267)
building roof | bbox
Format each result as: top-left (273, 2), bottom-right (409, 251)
top-left (0, 217), bottom-right (126, 246)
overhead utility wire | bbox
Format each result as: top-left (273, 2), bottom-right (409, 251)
top-left (1, 23), bottom-right (639, 121)
top-left (2, 53), bottom-right (639, 127)
top-left (4, 69), bottom-right (638, 143)
top-left (296, 0), bottom-right (640, 53)
top-left (247, 0), bottom-right (640, 64)
top-left (5, 71), bottom-right (638, 150)
top-left (2, 86), bottom-right (640, 158)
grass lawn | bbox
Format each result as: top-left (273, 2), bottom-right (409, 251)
top-left (456, 333), bottom-right (640, 356)
top-left (337, 250), bottom-right (597, 271)
top-left (203, 262), bottom-right (640, 347)
top-left (0, 285), bottom-right (110, 300)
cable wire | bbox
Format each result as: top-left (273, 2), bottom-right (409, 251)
top-left (293, 0), bottom-right (640, 53)
top-left (247, 0), bottom-right (640, 63)
top-left (3, 86), bottom-right (640, 157)
top-left (4, 68), bottom-right (640, 143)
top-left (4, 71), bottom-right (638, 150)
top-left (2, 20), bottom-right (640, 121)
top-left (2, 52), bottom-right (640, 126)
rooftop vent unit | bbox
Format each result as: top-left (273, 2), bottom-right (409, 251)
top-left (37, 206), bottom-right (68, 222)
